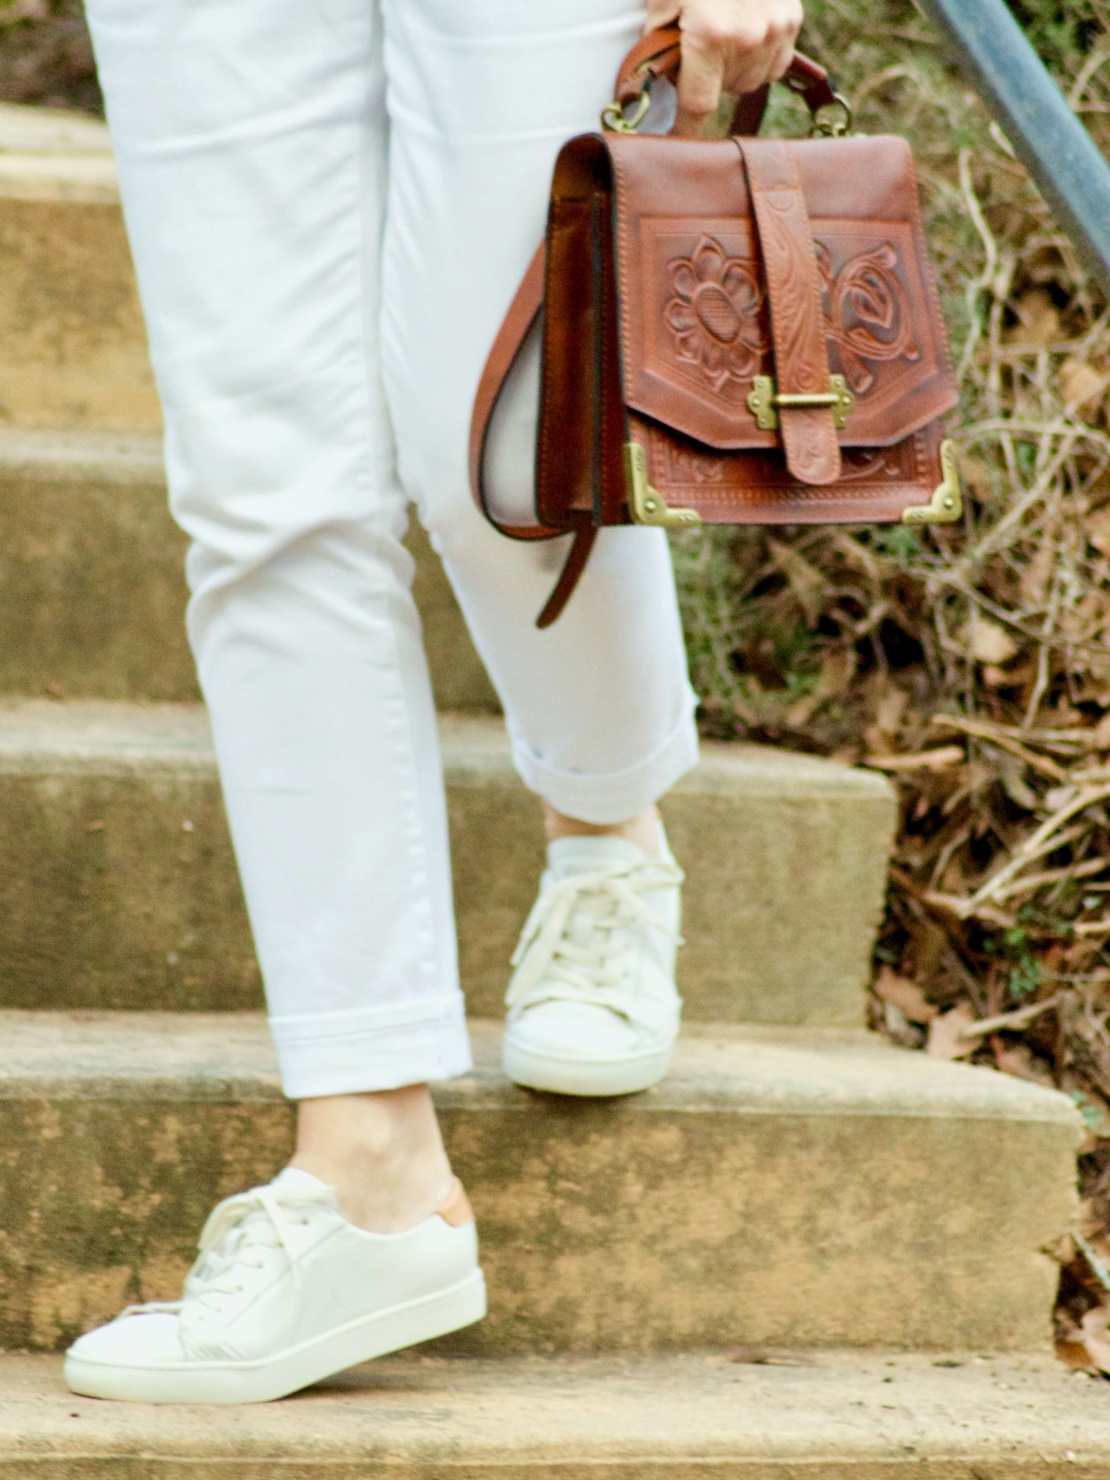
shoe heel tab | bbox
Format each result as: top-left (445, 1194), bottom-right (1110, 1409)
top-left (436, 1177), bottom-right (474, 1227)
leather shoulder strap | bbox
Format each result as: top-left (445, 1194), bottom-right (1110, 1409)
top-left (614, 27), bottom-right (683, 106)
top-left (737, 138), bottom-right (841, 485)
top-left (468, 243), bottom-right (547, 532)
top-left (467, 244), bottom-right (598, 629)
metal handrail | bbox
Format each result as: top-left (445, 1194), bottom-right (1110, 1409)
top-left (914, 0), bottom-right (1110, 300)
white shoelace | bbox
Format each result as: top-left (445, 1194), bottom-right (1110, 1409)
top-left (116, 1179), bottom-right (334, 1320)
top-left (507, 856), bottom-right (684, 1015)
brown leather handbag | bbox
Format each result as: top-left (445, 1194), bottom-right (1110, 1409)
top-left (469, 27), bottom-right (962, 627)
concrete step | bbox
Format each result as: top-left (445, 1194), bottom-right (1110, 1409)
top-left (0, 1350), bottom-right (1108, 1477)
top-left (0, 106), bottom-right (156, 432)
top-left (0, 699), bottom-right (895, 1025)
top-left (0, 427), bottom-right (499, 711)
top-left (0, 1011), bottom-right (1080, 1356)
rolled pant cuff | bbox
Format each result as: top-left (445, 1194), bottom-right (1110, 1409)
top-left (509, 690), bottom-right (700, 825)
top-left (270, 991), bottom-right (472, 1099)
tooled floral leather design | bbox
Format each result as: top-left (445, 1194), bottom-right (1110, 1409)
top-left (663, 237), bottom-right (767, 397)
top-left (647, 415), bottom-right (935, 507)
top-left (667, 443), bottom-right (726, 483)
top-left (816, 242), bottom-right (920, 395)
top-left (663, 235), bottom-right (920, 403)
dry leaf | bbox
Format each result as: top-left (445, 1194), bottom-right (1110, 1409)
top-left (1021, 542), bottom-right (1055, 607)
top-left (784, 649), bottom-right (856, 728)
top-left (874, 965), bottom-right (938, 1024)
top-left (1078, 1199), bottom-right (1110, 1246)
top-left (926, 1004), bottom-right (978, 1060)
top-left (964, 614), bottom-right (1019, 665)
top-left (767, 539), bottom-right (829, 625)
top-left (957, 453), bottom-right (999, 500)
top-left (1089, 506), bottom-right (1110, 557)
top-left (938, 851), bottom-right (972, 895)
top-left (874, 683), bottom-right (909, 735)
top-left (1060, 358), bottom-right (1106, 418)
top-left (881, 999), bottom-right (924, 1048)
top-left (981, 663), bottom-right (1024, 689)
top-left (0, 0), bottom-right (50, 24)
top-left (863, 724), bottom-right (896, 757)
top-left (991, 1038), bottom-right (1056, 1086)
top-left (865, 681), bottom-right (910, 755)
top-left (818, 648), bottom-right (855, 699)
top-left (1007, 288), bottom-right (1061, 346)
top-left (1056, 1330), bottom-right (1098, 1373)
top-left (1080, 1307), bottom-right (1110, 1376)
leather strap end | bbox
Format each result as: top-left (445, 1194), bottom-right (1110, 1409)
top-left (536, 525), bottom-right (598, 629)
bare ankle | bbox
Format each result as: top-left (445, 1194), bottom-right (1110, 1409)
top-left (291, 1084), bottom-right (453, 1234)
top-left (542, 802), bottom-right (662, 859)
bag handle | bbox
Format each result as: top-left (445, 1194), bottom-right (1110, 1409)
top-left (605, 26), bottom-right (849, 138)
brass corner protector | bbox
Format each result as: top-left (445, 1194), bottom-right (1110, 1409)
top-left (900, 441), bottom-right (963, 526)
top-left (624, 442), bottom-right (702, 529)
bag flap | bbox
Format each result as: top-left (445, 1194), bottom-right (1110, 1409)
top-left (605, 133), bottom-right (958, 451)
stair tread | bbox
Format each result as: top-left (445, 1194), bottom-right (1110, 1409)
top-left (0, 1009), bottom-right (1077, 1125)
top-left (0, 103), bottom-right (112, 158)
top-left (0, 694), bottom-right (895, 1024)
top-left (0, 1349), bottom-right (1107, 1467)
top-left (0, 695), bottom-right (891, 799)
top-left (0, 425), bottom-right (163, 483)
top-left (0, 104), bottom-right (116, 206)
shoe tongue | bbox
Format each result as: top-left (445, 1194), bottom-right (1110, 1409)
top-left (271, 1166), bottom-right (338, 1204)
top-left (548, 835), bottom-right (649, 874)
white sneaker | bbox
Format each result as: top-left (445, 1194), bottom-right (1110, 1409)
top-left (502, 829), bottom-right (684, 1097)
top-left (64, 1168), bottom-right (485, 1404)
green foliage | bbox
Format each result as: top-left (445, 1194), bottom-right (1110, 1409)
top-left (1008, 0), bottom-right (1106, 69)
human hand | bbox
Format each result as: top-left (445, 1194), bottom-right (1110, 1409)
top-left (643, 0), bottom-right (803, 137)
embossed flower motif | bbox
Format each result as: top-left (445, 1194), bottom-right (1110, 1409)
top-left (816, 241), bottom-right (920, 395)
top-left (664, 236), bottom-right (767, 395)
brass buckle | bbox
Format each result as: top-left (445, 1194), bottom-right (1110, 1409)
top-left (601, 90), bottom-right (651, 134)
top-left (809, 92), bottom-right (854, 138)
top-left (901, 440), bottom-right (963, 525)
top-left (624, 442), bottom-right (702, 528)
top-left (747, 374), bottom-right (855, 431)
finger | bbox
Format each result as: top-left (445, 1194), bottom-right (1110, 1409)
top-left (674, 30), bottom-right (726, 135)
top-left (721, 27), bottom-right (797, 97)
top-left (643, 2), bottom-right (680, 36)
top-left (770, 34), bottom-right (797, 83)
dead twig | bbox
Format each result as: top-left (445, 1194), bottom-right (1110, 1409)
top-left (959, 994), bottom-right (1063, 1039)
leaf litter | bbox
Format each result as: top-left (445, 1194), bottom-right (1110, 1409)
top-left (672, 0), bottom-right (1110, 1375)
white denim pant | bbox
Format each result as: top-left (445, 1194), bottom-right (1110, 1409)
top-left (85, 0), bottom-right (700, 1099)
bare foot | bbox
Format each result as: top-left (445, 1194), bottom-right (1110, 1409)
top-left (542, 802), bottom-right (662, 858)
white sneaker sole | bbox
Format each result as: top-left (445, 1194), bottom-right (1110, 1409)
top-left (502, 1038), bottom-right (673, 1097)
top-left (64, 1268), bottom-right (486, 1405)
